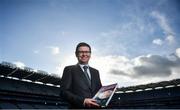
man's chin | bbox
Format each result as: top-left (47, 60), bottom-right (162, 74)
top-left (79, 61), bottom-right (89, 64)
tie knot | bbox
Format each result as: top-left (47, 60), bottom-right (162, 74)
top-left (83, 66), bottom-right (88, 71)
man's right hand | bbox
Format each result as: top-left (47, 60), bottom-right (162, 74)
top-left (83, 98), bottom-right (100, 108)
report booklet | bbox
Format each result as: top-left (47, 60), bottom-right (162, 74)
top-left (93, 83), bottom-right (118, 107)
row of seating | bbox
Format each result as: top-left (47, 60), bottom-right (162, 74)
top-left (0, 77), bottom-right (68, 109)
top-left (0, 77), bottom-right (60, 96)
top-left (109, 86), bottom-right (180, 108)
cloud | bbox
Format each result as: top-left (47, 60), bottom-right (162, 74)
top-left (90, 55), bottom-right (133, 75)
top-left (47, 46), bottom-right (60, 55)
top-left (151, 11), bottom-right (173, 34)
top-left (166, 34), bottom-right (175, 44)
top-left (151, 11), bottom-right (175, 45)
top-left (90, 49), bottom-right (180, 86)
top-left (132, 55), bottom-right (174, 77)
top-left (110, 69), bottom-right (129, 76)
top-left (91, 54), bottom-right (177, 78)
top-left (33, 46), bottom-right (60, 55)
top-left (175, 48), bottom-right (180, 58)
top-left (13, 61), bottom-right (26, 69)
top-left (33, 50), bottom-right (39, 54)
top-left (112, 54), bottom-right (180, 78)
top-left (152, 38), bottom-right (163, 45)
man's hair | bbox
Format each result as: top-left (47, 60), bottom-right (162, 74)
top-left (75, 42), bottom-right (91, 56)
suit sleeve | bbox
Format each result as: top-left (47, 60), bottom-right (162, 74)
top-left (97, 70), bottom-right (102, 88)
top-left (60, 66), bottom-right (84, 106)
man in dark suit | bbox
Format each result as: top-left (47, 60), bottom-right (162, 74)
top-left (60, 42), bottom-right (102, 108)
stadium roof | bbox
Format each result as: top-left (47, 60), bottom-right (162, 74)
top-left (117, 79), bottom-right (180, 93)
top-left (0, 61), bottom-right (61, 86)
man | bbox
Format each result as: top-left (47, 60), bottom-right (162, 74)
top-left (60, 42), bottom-right (102, 108)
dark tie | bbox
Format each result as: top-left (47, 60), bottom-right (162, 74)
top-left (83, 66), bottom-right (91, 86)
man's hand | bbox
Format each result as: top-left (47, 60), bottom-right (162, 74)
top-left (83, 98), bottom-right (100, 108)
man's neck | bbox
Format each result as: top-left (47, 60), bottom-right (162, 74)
top-left (78, 62), bottom-right (88, 65)
top-left (79, 63), bottom-right (88, 66)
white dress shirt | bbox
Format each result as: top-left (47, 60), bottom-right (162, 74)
top-left (79, 64), bottom-right (91, 80)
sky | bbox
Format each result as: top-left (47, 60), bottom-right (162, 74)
top-left (1, 0), bottom-right (180, 87)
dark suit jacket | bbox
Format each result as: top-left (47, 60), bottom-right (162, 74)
top-left (60, 64), bottom-right (102, 108)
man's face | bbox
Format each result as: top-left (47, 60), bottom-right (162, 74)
top-left (76, 46), bottom-right (91, 64)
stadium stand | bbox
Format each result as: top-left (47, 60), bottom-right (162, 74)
top-left (109, 85), bottom-right (180, 109)
top-left (0, 61), bottom-right (68, 109)
top-left (0, 61), bottom-right (180, 109)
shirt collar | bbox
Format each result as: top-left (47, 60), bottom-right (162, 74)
top-left (79, 63), bottom-right (89, 69)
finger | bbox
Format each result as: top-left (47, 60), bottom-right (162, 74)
top-left (90, 101), bottom-right (100, 107)
top-left (90, 99), bottom-right (97, 102)
top-left (89, 99), bottom-right (99, 105)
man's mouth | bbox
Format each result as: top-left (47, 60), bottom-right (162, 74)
top-left (81, 57), bottom-right (88, 60)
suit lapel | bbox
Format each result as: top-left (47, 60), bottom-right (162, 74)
top-left (76, 64), bottom-right (91, 89)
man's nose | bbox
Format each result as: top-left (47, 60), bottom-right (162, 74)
top-left (82, 53), bottom-right (86, 56)
top-left (82, 52), bottom-right (87, 55)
